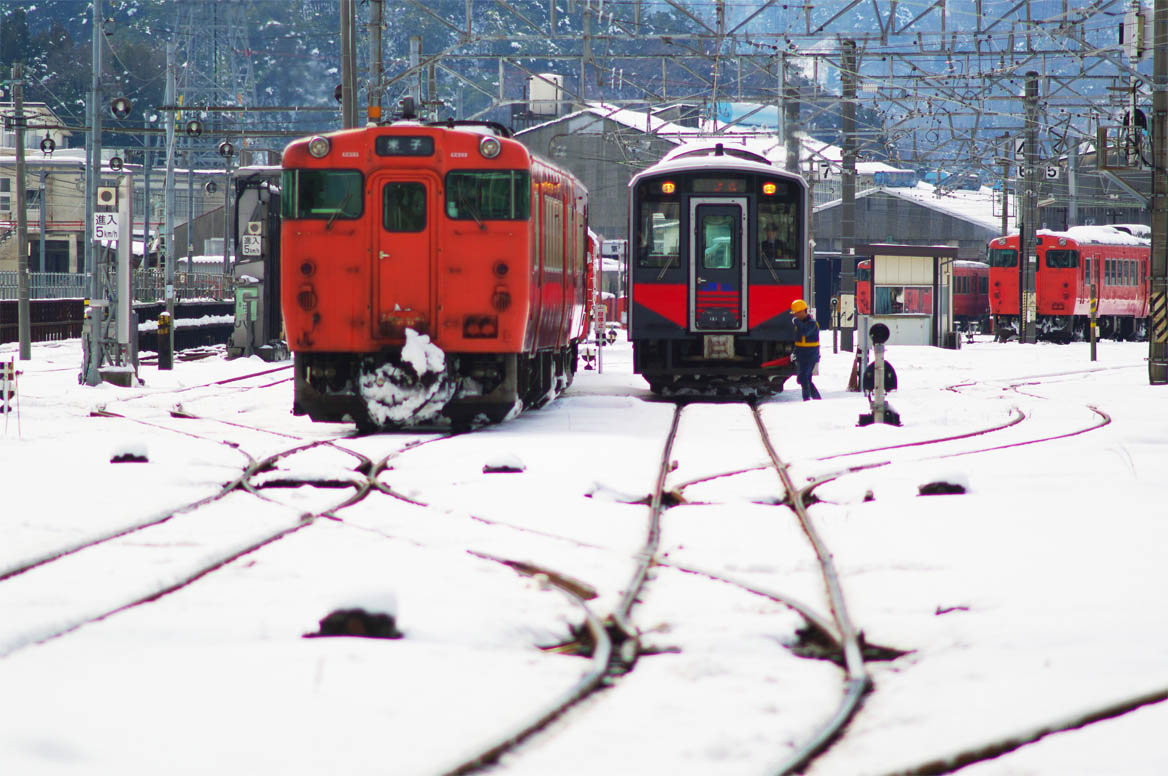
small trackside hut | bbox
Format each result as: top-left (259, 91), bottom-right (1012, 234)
top-left (627, 143), bottom-right (808, 394)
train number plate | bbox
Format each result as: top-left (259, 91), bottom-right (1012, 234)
top-left (703, 335), bottom-right (735, 359)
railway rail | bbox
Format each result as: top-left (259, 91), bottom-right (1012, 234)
top-left (431, 400), bottom-right (882, 774)
top-left (0, 433), bottom-right (446, 658)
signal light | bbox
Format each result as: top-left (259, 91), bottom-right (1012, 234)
top-left (661, 181), bottom-right (676, 194)
top-left (762, 182), bottom-right (777, 195)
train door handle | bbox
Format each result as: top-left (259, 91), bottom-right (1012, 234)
top-left (697, 276), bottom-right (707, 284)
top-left (379, 251), bottom-right (390, 259)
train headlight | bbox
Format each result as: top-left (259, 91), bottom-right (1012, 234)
top-left (479, 136), bottom-right (502, 159)
top-left (307, 136), bottom-right (331, 158)
top-left (661, 181), bottom-right (676, 194)
top-left (762, 182), bottom-right (777, 196)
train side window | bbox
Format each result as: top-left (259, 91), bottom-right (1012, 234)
top-left (757, 194), bottom-right (799, 270)
top-left (979, 275), bottom-right (988, 293)
top-left (636, 199), bottom-right (680, 269)
top-left (382, 182), bottom-right (426, 232)
top-left (282, 169), bottom-right (363, 220)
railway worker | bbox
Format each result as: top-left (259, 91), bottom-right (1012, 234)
top-left (790, 299), bottom-right (822, 401)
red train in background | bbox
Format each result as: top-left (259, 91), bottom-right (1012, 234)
top-left (628, 142), bottom-right (807, 394)
top-left (281, 109), bottom-right (590, 429)
top-left (987, 225), bottom-right (1150, 342)
top-left (856, 259), bottom-right (988, 330)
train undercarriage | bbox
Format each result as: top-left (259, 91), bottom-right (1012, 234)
top-left (993, 315), bottom-right (1148, 343)
top-left (293, 343), bottom-right (578, 432)
top-left (633, 337), bottom-right (798, 396)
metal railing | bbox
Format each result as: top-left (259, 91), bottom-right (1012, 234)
top-left (0, 271), bottom-right (234, 302)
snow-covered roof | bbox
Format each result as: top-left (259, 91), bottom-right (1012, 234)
top-left (816, 182), bottom-right (1014, 234)
top-left (1051, 225), bottom-right (1150, 247)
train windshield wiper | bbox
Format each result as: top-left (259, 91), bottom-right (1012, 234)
top-left (326, 189), bottom-right (355, 231)
top-left (459, 193), bottom-right (485, 229)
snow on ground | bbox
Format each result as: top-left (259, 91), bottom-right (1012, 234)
top-left (0, 333), bottom-right (1166, 775)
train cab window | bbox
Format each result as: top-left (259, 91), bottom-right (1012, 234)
top-left (757, 194), bottom-right (799, 270)
top-left (1045, 249), bottom-right (1078, 269)
top-left (445, 171), bottom-right (530, 220)
top-left (636, 198), bottom-right (680, 269)
top-left (281, 169), bottom-right (363, 220)
top-left (855, 265), bottom-right (871, 282)
top-left (383, 182), bottom-right (426, 232)
top-left (988, 248), bottom-right (1017, 267)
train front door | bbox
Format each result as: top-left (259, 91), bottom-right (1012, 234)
top-left (689, 197), bottom-right (748, 333)
top-left (371, 173), bottom-right (436, 339)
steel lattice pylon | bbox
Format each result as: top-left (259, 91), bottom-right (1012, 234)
top-left (173, 0), bottom-right (259, 164)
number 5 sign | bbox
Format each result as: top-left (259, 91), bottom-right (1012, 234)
top-left (93, 213), bottom-right (120, 241)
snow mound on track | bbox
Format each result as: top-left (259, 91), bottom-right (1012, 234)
top-left (359, 329), bottom-right (455, 427)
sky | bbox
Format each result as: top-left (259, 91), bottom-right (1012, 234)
top-left (0, 333), bottom-right (1166, 775)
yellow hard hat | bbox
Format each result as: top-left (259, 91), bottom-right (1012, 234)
top-left (790, 299), bottom-right (808, 313)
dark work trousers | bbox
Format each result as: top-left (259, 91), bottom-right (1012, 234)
top-left (794, 348), bottom-right (821, 401)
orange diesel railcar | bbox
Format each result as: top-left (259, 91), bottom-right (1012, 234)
top-left (281, 116), bottom-right (589, 429)
top-left (988, 226), bottom-right (1150, 342)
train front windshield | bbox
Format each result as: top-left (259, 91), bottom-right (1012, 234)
top-left (445, 171), bottom-right (530, 220)
top-left (282, 170), bottom-right (364, 220)
top-left (637, 200), bottom-right (681, 269)
top-left (757, 186), bottom-right (801, 270)
top-left (988, 248), bottom-right (1018, 268)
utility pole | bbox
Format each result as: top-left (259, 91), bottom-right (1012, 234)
top-left (83, 0), bottom-right (105, 385)
top-left (410, 36), bottom-right (423, 107)
top-left (1150, 0), bottom-right (1168, 383)
top-left (163, 40), bottom-right (177, 365)
top-left (784, 56), bottom-right (800, 174)
top-left (1000, 136), bottom-right (1010, 237)
top-left (368, 0), bottom-right (383, 123)
top-left (1020, 71), bottom-right (1040, 344)
top-left (13, 63), bottom-right (31, 360)
top-left (839, 39), bottom-right (857, 352)
top-left (340, 0), bottom-right (358, 128)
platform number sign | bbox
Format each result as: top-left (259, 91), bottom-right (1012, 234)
top-left (1014, 138), bottom-right (1026, 161)
top-left (1044, 165), bottom-right (1060, 180)
top-left (818, 161), bottom-right (834, 180)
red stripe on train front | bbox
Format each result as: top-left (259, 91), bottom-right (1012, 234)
top-left (633, 283), bottom-right (688, 329)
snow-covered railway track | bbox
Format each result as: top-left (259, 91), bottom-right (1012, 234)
top-left (0, 434), bottom-right (444, 659)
